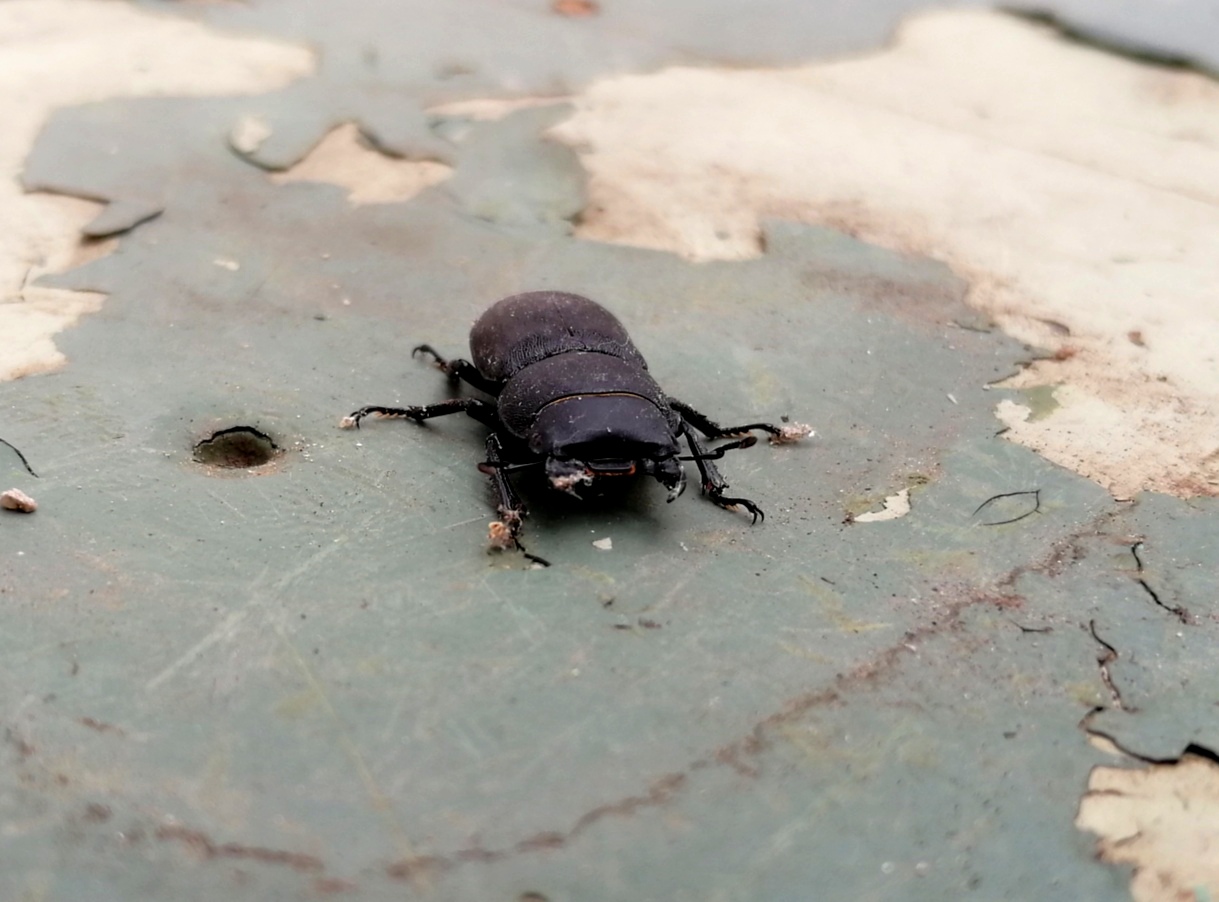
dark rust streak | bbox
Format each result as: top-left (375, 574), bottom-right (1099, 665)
top-left (78, 717), bottom-right (125, 736)
top-left (570, 773), bottom-right (686, 837)
top-left (385, 855), bottom-right (451, 881)
top-left (999, 509), bottom-right (1122, 588)
top-left (454, 847), bottom-right (502, 863)
top-left (313, 877), bottom-right (358, 894)
top-left (387, 605), bottom-right (969, 882)
top-left (5, 728), bottom-right (35, 759)
top-left (156, 825), bottom-right (323, 872)
top-left (83, 802), bottom-right (112, 823)
top-left (514, 832), bottom-right (565, 853)
top-left (390, 510), bottom-right (1127, 882)
top-left (386, 774), bottom-right (687, 881)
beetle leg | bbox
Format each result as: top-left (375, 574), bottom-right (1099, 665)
top-left (681, 427), bottom-right (765, 524)
top-left (478, 433), bottom-right (528, 534)
top-left (412, 345), bottom-right (500, 396)
top-left (668, 399), bottom-right (812, 445)
top-left (340, 398), bottom-right (500, 430)
top-left (478, 434), bottom-right (552, 565)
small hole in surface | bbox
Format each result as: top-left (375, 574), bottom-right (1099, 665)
top-left (193, 426), bottom-right (279, 469)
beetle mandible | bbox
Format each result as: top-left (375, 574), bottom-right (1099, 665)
top-left (341, 291), bottom-right (811, 554)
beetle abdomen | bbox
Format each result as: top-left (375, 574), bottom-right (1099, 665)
top-left (470, 291), bottom-right (647, 381)
top-left (497, 352), bottom-right (674, 438)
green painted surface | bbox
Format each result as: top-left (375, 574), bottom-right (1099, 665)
top-left (3, 2), bottom-right (1218, 899)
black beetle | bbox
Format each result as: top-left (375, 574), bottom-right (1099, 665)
top-left (341, 291), bottom-right (810, 555)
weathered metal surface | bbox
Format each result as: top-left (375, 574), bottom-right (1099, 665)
top-left (4, 1), bottom-right (1218, 900)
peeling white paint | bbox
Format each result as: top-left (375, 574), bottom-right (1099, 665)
top-left (854, 488), bottom-right (911, 523)
top-left (269, 123), bottom-right (452, 205)
top-left (1077, 754), bottom-right (1219, 902)
top-left (549, 10), bottom-right (1219, 498)
top-left (0, 0), bottom-right (314, 382)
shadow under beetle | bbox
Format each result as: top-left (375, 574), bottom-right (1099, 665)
top-left (342, 291), bottom-right (811, 557)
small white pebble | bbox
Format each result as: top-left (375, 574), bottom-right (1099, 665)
top-left (592, 537), bottom-right (613, 551)
top-left (1, 488), bottom-right (37, 513)
top-left (229, 114), bottom-right (271, 154)
top-left (213, 258), bottom-right (240, 271)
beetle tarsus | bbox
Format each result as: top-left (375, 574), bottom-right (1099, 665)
top-left (681, 425), bottom-right (766, 525)
top-left (669, 399), bottom-right (798, 443)
top-left (411, 343), bottom-right (445, 363)
top-left (343, 398), bottom-right (501, 431)
top-left (707, 489), bottom-right (765, 524)
top-left (340, 405), bottom-right (422, 428)
top-left (520, 548), bottom-right (551, 567)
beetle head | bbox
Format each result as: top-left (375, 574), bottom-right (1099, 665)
top-left (529, 395), bottom-right (684, 500)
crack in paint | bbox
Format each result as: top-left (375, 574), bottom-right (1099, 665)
top-left (972, 488), bottom-right (1042, 526)
top-left (1130, 541), bottom-right (1192, 624)
top-left (0, 436), bottom-right (39, 477)
top-left (1087, 619), bottom-right (1127, 712)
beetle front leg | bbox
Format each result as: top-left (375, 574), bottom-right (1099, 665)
top-left (412, 345), bottom-right (501, 396)
top-left (340, 398), bottom-right (499, 430)
top-left (668, 399), bottom-right (812, 445)
top-left (477, 435), bottom-right (550, 565)
top-left (682, 427), bottom-right (765, 524)
top-left (477, 433), bottom-right (528, 543)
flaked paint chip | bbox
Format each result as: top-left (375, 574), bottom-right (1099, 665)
top-left (548, 9), bottom-right (1219, 498)
top-left (230, 114), bottom-right (273, 156)
top-left (853, 489), bottom-right (910, 523)
top-left (1076, 753), bottom-right (1219, 901)
top-left (0, 2), bottom-right (313, 383)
